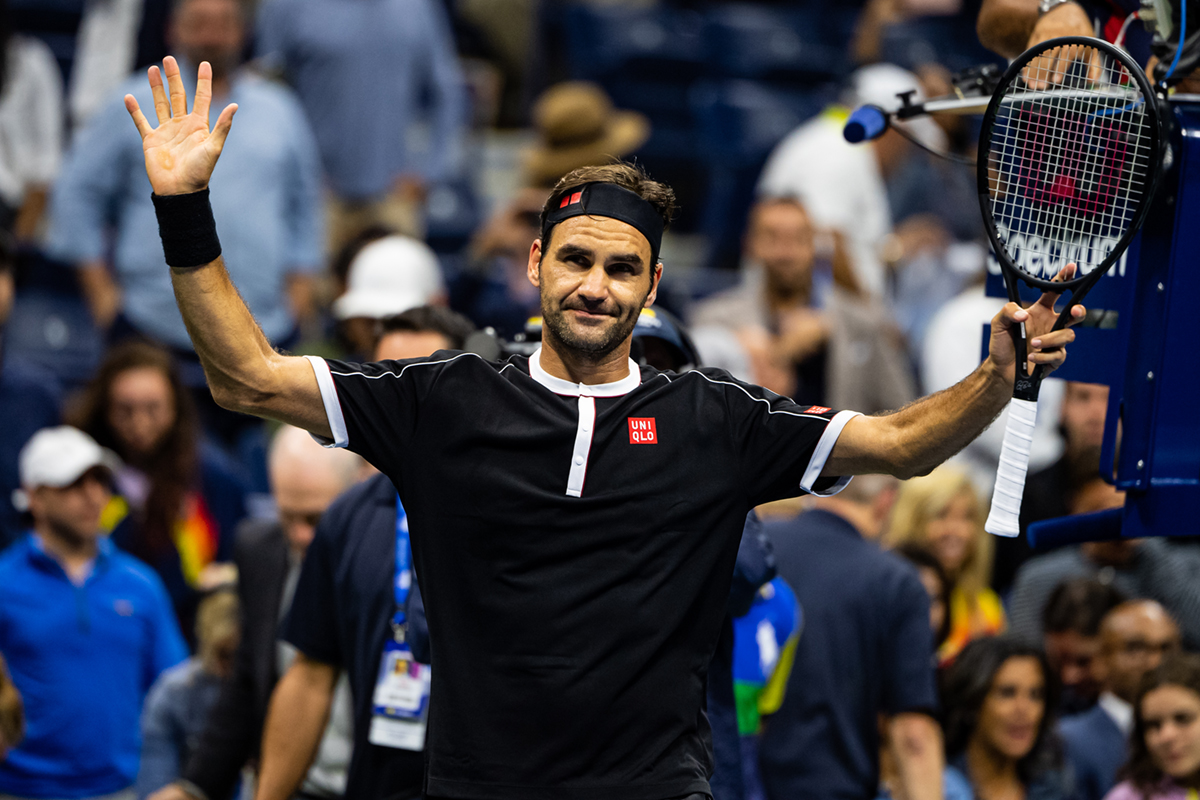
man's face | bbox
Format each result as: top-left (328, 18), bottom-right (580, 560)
top-left (745, 201), bottom-right (815, 295)
top-left (1097, 602), bottom-right (1181, 703)
top-left (1044, 629), bottom-right (1102, 704)
top-left (171, 0), bottom-right (244, 80)
top-left (529, 215), bottom-right (658, 361)
top-left (1060, 382), bottom-right (1108, 452)
top-left (375, 330), bottom-right (453, 362)
top-left (272, 464), bottom-right (348, 556)
top-left (28, 470), bottom-right (111, 546)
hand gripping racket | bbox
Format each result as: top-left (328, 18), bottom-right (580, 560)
top-left (979, 36), bottom-right (1163, 537)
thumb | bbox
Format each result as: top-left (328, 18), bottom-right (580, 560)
top-left (209, 103), bottom-right (238, 153)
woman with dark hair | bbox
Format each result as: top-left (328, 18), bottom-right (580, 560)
top-left (1106, 653), bottom-right (1200, 800)
top-left (942, 636), bottom-right (1073, 800)
top-left (67, 341), bottom-right (248, 639)
top-left (893, 541), bottom-right (953, 654)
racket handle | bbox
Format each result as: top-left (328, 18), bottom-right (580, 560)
top-left (985, 397), bottom-right (1039, 538)
top-left (843, 105), bottom-right (889, 143)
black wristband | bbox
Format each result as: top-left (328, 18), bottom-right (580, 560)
top-left (152, 189), bottom-right (222, 268)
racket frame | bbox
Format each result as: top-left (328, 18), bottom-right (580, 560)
top-left (976, 35), bottom-right (1163, 399)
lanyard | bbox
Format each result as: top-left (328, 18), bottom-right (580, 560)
top-left (392, 494), bottom-right (412, 639)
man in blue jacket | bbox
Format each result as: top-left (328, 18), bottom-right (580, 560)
top-left (0, 426), bottom-right (187, 799)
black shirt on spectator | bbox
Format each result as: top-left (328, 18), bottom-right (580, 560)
top-left (302, 349), bottom-right (856, 800)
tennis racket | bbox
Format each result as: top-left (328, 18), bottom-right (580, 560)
top-left (979, 36), bottom-right (1163, 537)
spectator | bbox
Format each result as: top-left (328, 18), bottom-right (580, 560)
top-left (257, 308), bottom-right (473, 800)
top-left (893, 542), bottom-right (953, 654)
top-left (0, 238), bottom-right (61, 550)
top-left (0, 13), bottom-right (63, 242)
top-left (759, 475), bottom-right (944, 800)
top-left (758, 63), bottom-right (949, 297)
top-left (67, 341), bottom-right (248, 639)
top-left (1106, 653), bottom-right (1200, 800)
top-left (136, 589), bottom-right (240, 799)
top-left (0, 426), bottom-right (187, 799)
top-left (48, 0), bottom-right (323, 441)
top-left (332, 235), bottom-right (448, 360)
top-left (993, 381), bottom-right (1112, 593)
top-left (447, 187), bottom-right (548, 339)
top-left (942, 636), bottom-right (1073, 800)
top-left (147, 426), bottom-right (365, 800)
top-left (255, 0), bottom-right (466, 249)
top-left (886, 466), bottom-right (1006, 664)
top-left (0, 653), bottom-right (22, 761)
top-left (1061, 601), bottom-right (1182, 800)
top-left (1009, 480), bottom-right (1200, 651)
top-left (1042, 578), bottom-right (1128, 714)
top-left (523, 82), bottom-right (649, 189)
top-left (690, 196), bottom-right (915, 413)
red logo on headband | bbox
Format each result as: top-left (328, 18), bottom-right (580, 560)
top-left (559, 191), bottom-right (583, 209)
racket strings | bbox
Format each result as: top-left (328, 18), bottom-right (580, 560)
top-left (986, 44), bottom-right (1154, 281)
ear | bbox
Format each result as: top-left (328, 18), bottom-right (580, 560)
top-left (645, 262), bottom-right (663, 307)
top-left (527, 239), bottom-right (543, 288)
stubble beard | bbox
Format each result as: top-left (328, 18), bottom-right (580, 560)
top-left (540, 284), bottom-right (648, 363)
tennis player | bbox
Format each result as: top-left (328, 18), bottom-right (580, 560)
top-left (125, 58), bottom-right (1081, 800)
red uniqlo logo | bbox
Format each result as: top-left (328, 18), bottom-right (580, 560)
top-left (628, 417), bottom-right (657, 444)
top-left (805, 406), bottom-right (831, 415)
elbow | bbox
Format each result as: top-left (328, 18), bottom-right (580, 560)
top-left (209, 378), bottom-right (277, 416)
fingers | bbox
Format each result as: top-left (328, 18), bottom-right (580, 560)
top-left (163, 56), bottom-right (188, 119)
top-left (149, 66), bottom-right (171, 125)
top-left (125, 95), bottom-right (153, 138)
top-left (209, 103), bottom-right (238, 153)
top-left (194, 61), bottom-right (213, 122)
top-left (1035, 262), bottom-right (1078, 309)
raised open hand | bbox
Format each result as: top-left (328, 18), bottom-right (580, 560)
top-left (125, 57), bottom-right (237, 196)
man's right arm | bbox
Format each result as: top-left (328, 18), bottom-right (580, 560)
top-left (124, 57), bottom-right (329, 439)
top-left (977, 0), bottom-right (1095, 59)
top-left (253, 653), bottom-right (338, 800)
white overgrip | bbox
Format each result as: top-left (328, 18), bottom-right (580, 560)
top-left (985, 397), bottom-right (1040, 537)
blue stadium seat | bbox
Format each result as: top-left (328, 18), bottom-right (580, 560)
top-left (6, 289), bottom-right (102, 392)
top-left (702, 3), bottom-right (846, 83)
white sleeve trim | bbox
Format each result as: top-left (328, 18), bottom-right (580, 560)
top-left (800, 410), bottom-right (862, 497)
top-left (304, 355), bottom-right (349, 449)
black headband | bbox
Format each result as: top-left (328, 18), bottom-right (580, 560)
top-left (541, 182), bottom-right (665, 268)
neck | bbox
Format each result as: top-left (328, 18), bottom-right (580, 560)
top-left (538, 334), bottom-right (633, 385)
top-left (35, 524), bottom-right (99, 582)
top-left (763, 271), bottom-right (811, 314)
top-left (966, 737), bottom-right (1023, 800)
top-left (812, 497), bottom-right (879, 539)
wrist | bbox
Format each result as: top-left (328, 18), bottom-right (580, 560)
top-left (152, 189), bottom-right (222, 269)
top-left (1038, 0), bottom-right (1079, 16)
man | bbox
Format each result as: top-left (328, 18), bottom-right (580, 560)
top-left (0, 426), bottom-right (187, 799)
top-left (1009, 479), bottom-right (1200, 650)
top-left (254, 307), bottom-right (473, 800)
top-left (121, 61), bottom-right (1077, 800)
top-left (1041, 578), bottom-right (1128, 714)
top-left (255, 0), bottom-right (465, 248)
top-left (758, 477), bottom-right (943, 800)
top-left (1059, 600), bottom-right (1182, 800)
top-left (48, 0), bottom-right (322, 367)
top-left (690, 196), bottom-right (915, 414)
top-left (148, 427), bottom-right (364, 800)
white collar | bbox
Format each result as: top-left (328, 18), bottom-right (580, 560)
top-left (1099, 691), bottom-right (1134, 736)
top-left (528, 346), bottom-right (641, 397)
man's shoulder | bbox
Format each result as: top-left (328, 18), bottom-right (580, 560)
top-left (105, 547), bottom-right (176, 600)
top-left (0, 537), bottom-right (32, 579)
top-left (689, 282), bottom-right (762, 330)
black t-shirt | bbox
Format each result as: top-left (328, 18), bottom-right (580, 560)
top-left (304, 349), bottom-right (857, 800)
top-left (283, 472), bottom-right (426, 800)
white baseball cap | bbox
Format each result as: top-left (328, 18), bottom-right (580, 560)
top-left (16, 426), bottom-right (119, 504)
top-left (850, 63), bottom-right (947, 152)
top-left (333, 235), bottom-right (446, 321)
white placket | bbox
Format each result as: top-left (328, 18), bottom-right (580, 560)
top-left (566, 392), bottom-right (596, 498)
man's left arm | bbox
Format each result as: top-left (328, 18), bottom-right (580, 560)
top-left (823, 268), bottom-right (1083, 480)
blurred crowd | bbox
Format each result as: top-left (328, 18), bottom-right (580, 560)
top-left (0, 1), bottom-right (1198, 800)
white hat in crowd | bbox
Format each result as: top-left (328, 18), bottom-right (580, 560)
top-left (14, 426), bottom-right (119, 510)
top-left (333, 235), bottom-right (446, 321)
top-left (849, 63), bottom-right (947, 152)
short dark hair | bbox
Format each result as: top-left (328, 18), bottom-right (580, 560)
top-left (376, 306), bottom-right (475, 351)
top-left (1125, 653), bottom-right (1200, 796)
top-left (540, 162), bottom-right (677, 240)
top-left (1042, 578), bottom-right (1128, 637)
top-left (941, 636), bottom-right (1061, 784)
